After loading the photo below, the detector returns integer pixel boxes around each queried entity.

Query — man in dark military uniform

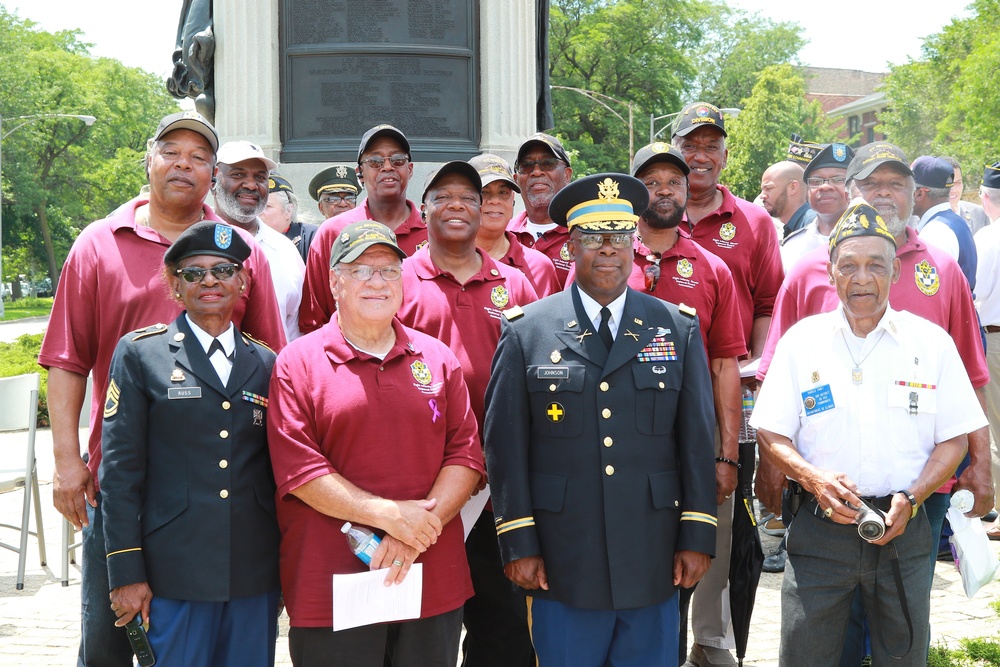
[309,164,362,220]
[100,221,281,666]
[484,173,718,666]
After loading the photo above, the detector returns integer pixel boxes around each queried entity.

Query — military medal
[170,369,185,382]
[550,350,562,363]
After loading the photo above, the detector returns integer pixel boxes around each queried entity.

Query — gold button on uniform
[222,401,231,410]
[605,465,614,476]
[549,384,557,392]
[602,408,611,419]
[220,430,229,439]
[674,500,680,507]
[219,489,229,499]
[219,460,228,469]
[599,382,609,392]
[658,382,665,389]
[603,437,613,447]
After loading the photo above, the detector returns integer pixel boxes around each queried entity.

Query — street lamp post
[551,85,636,163]
[0,113,96,318]
[649,108,741,143]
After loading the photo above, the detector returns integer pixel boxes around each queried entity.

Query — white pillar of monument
[213,0,538,223]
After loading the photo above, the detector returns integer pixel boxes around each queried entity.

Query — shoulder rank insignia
[130,323,167,341]
[242,332,273,353]
[104,378,121,418]
[502,305,525,321]
[678,303,697,318]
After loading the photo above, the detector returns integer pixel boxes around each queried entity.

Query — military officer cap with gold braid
[308,165,363,201]
[548,173,649,233]
[828,198,897,256]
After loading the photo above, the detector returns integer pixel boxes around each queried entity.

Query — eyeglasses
[320,194,357,205]
[644,254,661,292]
[575,233,634,250]
[515,157,565,175]
[336,264,403,282]
[175,263,240,283]
[359,154,409,169]
[805,176,847,187]
[855,179,911,193]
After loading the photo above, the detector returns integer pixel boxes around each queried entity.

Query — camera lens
[858,517,885,541]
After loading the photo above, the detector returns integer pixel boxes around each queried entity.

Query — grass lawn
[1,297,53,321]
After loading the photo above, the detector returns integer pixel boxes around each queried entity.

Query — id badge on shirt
[801,384,834,416]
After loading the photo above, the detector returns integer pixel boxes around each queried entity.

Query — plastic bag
[946,506,1000,598]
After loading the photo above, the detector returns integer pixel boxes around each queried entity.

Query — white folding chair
[0,373,47,589]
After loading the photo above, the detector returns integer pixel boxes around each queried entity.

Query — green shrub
[0,333,48,426]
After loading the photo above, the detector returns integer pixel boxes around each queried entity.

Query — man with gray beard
[213,141,305,341]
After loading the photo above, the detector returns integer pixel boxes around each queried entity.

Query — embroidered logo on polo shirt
[719,222,736,241]
[914,259,940,296]
[676,259,693,278]
[415,240,428,251]
[491,285,510,308]
[560,243,571,261]
[410,360,432,385]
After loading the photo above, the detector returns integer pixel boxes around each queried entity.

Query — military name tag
[801,384,834,416]
[536,366,570,380]
[168,387,202,400]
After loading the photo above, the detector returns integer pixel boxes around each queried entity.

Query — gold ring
[392,560,404,567]
[823,507,833,518]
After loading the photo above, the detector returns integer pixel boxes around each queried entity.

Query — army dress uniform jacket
[99,315,281,602]
[484,285,718,611]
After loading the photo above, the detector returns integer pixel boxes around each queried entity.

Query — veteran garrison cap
[164,221,252,266]
[983,162,1000,189]
[631,142,690,177]
[672,102,728,138]
[309,165,362,201]
[828,199,897,255]
[549,173,648,233]
[268,174,293,194]
[469,153,521,192]
[357,124,411,162]
[515,132,571,168]
[330,220,407,267]
[153,111,219,153]
[421,160,483,202]
[846,142,912,182]
[911,156,955,189]
[803,143,855,180]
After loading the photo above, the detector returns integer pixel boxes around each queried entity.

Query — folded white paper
[461,484,491,540]
[332,563,423,631]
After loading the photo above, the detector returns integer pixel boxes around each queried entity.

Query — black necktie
[598,307,614,350]
[208,338,230,360]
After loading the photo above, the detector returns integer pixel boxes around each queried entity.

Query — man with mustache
[630,143,746,667]
[299,125,428,333]
[213,141,305,341]
[39,111,285,667]
[507,133,575,287]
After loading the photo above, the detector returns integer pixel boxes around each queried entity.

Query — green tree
[689,10,806,110]
[723,64,834,201]
[0,9,178,291]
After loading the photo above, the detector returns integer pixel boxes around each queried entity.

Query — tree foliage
[548,0,806,176]
[878,0,1000,183]
[723,64,835,201]
[0,8,178,292]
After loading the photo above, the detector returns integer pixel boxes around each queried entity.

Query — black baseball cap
[672,102,727,138]
[846,142,912,182]
[911,156,955,189]
[357,124,411,162]
[421,161,483,202]
[515,133,571,168]
[631,142,690,177]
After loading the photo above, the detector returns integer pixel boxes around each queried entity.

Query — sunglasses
[515,157,565,175]
[175,263,240,283]
[576,233,634,250]
[359,154,409,169]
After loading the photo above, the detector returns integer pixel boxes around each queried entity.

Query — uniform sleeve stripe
[495,517,535,535]
[106,547,142,558]
[680,512,718,527]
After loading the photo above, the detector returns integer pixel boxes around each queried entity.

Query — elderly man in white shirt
[752,201,986,667]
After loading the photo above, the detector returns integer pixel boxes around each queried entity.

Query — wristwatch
[899,490,919,519]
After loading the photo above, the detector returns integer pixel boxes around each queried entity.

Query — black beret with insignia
[164,221,252,266]
[804,143,855,180]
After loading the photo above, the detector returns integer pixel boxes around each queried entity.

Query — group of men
[39,101,999,667]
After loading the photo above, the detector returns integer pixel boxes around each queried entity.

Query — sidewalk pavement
[0,426,996,665]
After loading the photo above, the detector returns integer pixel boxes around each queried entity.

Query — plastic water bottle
[739,386,756,443]
[951,489,975,513]
[342,522,381,565]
